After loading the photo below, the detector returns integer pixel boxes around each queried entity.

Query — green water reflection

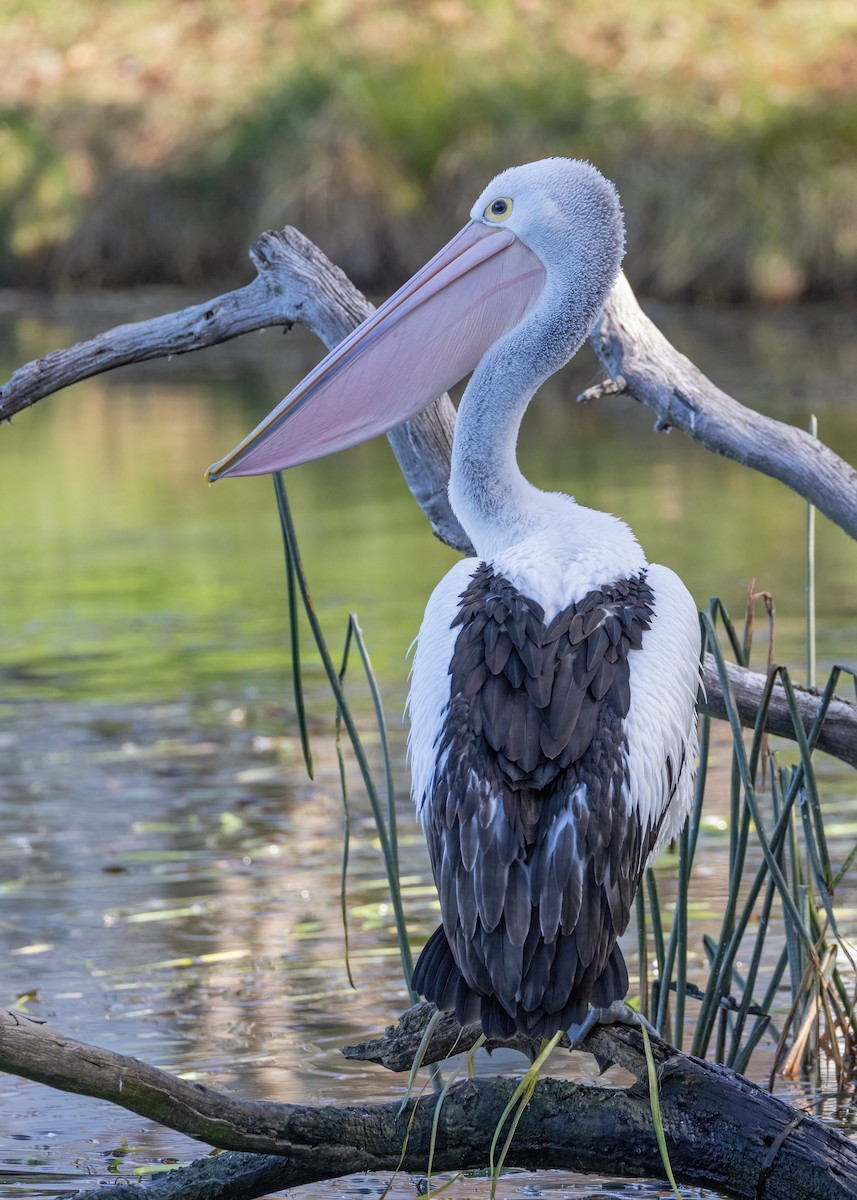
[2,300,855,712]
[1,296,856,1195]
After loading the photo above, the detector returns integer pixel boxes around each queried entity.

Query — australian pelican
[208,159,700,1040]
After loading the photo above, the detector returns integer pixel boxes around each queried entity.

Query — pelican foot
[566,1001,657,1048]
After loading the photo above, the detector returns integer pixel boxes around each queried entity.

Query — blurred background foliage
[0,0,855,300]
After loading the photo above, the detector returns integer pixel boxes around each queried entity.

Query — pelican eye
[484,196,513,223]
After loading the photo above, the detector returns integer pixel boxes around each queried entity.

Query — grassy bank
[1,0,855,300]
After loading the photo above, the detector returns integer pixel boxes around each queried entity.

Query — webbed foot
[566,1000,657,1048]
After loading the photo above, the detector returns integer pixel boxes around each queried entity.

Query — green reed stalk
[806,414,817,690]
[340,613,400,877]
[725,874,780,1069]
[280,486,314,778]
[334,701,356,989]
[272,474,415,990]
[646,869,665,986]
[636,888,649,1021]
[733,944,788,1076]
[702,615,819,942]
[639,1021,681,1199]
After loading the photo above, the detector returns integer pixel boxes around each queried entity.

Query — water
[1,292,856,1196]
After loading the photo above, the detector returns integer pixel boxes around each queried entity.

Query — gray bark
[586,273,857,541]
[2,226,855,764]
[4,227,856,547]
[714,659,857,769]
[1,1007,855,1200]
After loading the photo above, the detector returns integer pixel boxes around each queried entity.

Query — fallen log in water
[1,1005,855,1200]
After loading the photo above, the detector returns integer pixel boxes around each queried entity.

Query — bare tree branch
[2,1007,855,1200]
[2,227,855,764]
[0,228,470,553]
[709,659,857,768]
[6,228,856,549]
[586,273,857,541]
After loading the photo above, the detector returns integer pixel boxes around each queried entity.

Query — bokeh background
[1,0,855,300]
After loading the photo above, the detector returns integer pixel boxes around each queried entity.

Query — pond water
[1,290,856,1198]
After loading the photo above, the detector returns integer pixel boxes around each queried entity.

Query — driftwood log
[2,1004,856,1200]
[1,226,855,766]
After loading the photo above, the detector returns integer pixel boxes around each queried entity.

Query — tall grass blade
[639,1022,682,1199]
[707,598,748,666]
[646,869,665,984]
[645,869,665,1030]
[379,1075,434,1200]
[690,610,844,1062]
[726,873,777,1066]
[774,665,833,892]
[780,766,805,1010]
[694,777,813,1059]
[422,1174,465,1199]
[701,616,819,949]
[807,898,857,1042]
[655,708,709,1045]
[668,825,690,1048]
[345,612,400,876]
[806,414,817,690]
[489,1032,562,1200]
[636,889,649,1022]
[426,1036,485,1192]
[334,703,356,989]
[275,474,314,778]
[733,944,788,1075]
[271,473,415,989]
[398,1008,443,1116]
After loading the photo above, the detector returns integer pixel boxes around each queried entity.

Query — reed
[271,474,414,991]
[654,594,857,1084]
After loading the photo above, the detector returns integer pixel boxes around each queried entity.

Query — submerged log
[1,227,855,764]
[1,1006,855,1200]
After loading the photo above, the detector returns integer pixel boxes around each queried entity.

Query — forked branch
[2,226,855,763]
[3,227,857,544]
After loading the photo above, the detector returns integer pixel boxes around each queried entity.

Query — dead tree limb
[714,659,857,768]
[1,227,855,766]
[3,229,856,548]
[0,228,469,555]
[1,1007,855,1200]
[585,273,857,541]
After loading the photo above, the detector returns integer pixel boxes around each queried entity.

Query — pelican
[208,158,699,1040]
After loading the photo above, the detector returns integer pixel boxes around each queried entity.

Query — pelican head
[207,158,624,482]
[469,158,623,291]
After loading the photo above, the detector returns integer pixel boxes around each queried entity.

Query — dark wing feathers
[504,860,531,947]
[414,564,660,1039]
[560,858,583,934]
[455,859,478,941]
